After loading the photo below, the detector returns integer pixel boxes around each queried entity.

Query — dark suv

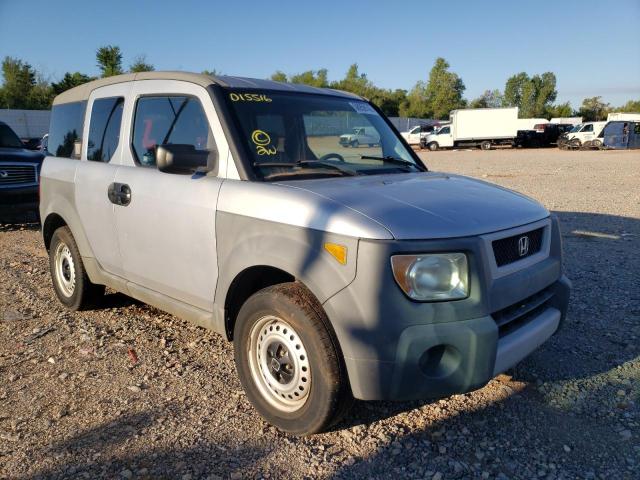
[0,121,45,220]
[516,123,575,148]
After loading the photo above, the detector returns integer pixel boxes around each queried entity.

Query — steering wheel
[318,153,346,163]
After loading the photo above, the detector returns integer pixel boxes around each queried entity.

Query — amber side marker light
[324,243,347,265]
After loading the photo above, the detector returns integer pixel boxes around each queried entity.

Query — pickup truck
[40,72,570,435]
[339,126,380,147]
[400,124,436,146]
[0,121,44,220]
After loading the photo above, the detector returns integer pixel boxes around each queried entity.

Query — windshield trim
[210,86,428,182]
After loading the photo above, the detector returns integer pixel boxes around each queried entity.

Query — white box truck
[551,117,582,125]
[607,112,640,122]
[422,107,518,151]
[516,118,548,131]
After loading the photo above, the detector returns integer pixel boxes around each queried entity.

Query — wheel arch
[224,265,296,340]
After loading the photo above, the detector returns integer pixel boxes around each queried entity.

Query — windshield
[225,90,422,180]
[569,124,583,133]
[0,124,24,148]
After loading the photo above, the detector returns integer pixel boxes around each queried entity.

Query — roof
[53,71,362,105]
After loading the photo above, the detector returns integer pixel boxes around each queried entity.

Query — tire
[350,140,359,148]
[570,138,581,149]
[234,282,352,435]
[49,226,104,310]
[428,142,439,151]
[592,139,602,148]
[480,140,492,150]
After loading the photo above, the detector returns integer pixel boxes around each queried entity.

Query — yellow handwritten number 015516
[251,130,277,155]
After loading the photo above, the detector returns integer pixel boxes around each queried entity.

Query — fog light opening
[418,344,462,379]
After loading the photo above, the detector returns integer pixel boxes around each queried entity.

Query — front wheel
[480,140,492,150]
[428,142,439,151]
[234,283,352,435]
[350,140,359,148]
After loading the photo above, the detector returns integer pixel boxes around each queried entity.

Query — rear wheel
[592,139,603,148]
[350,140,359,148]
[480,140,492,150]
[234,283,352,435]
[49,226,104,310]
[428,142,439,151]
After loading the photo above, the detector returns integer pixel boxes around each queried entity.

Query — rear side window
[131,96,213,167]
[87,97,124,162]
[47,101,86,158]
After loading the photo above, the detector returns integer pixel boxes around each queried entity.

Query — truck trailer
[422,107,518,151]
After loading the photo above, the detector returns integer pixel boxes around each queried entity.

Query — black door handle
[108,183,132,206]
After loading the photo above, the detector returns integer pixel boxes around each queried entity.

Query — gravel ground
[1,148,639,480]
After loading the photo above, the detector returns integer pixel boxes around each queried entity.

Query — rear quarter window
[47,101,86,158]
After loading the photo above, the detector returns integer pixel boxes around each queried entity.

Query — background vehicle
[422,107,518,150]
[401,124,436,146]
[551,117,583,125]
[516,118,548,131]
[603,121,640,149]
[561,121,607,148]
[607,112,640,122]
[339,126,380,147]
[517,123,575,148]
[0,121,44,220]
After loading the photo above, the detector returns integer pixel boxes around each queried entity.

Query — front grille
[492,227,544,267]
[0,164,37,187]
[492,287,554,338]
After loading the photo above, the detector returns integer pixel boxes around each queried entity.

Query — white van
[564,122,607,147]
[339,126,380,147]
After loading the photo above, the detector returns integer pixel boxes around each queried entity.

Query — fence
[0,109,51,138]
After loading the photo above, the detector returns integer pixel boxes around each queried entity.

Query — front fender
[214,211,358,308]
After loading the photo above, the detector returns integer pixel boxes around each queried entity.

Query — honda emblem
[518,236,530,257]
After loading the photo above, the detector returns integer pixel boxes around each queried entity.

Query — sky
[1,0,639,108]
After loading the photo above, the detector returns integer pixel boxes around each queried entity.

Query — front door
[75,83,130,275]
[113,80,224,311]
[438,126,454,147]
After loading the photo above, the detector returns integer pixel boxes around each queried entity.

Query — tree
[503,71,557,117]
[617,99,640,113]
[270,71,287,82]
[331,63,372,98]
[417,57,466,119]
[545,101,573,118]
[27,74,54,109]
[469,89,503,109]
[96,45,123,77]
[51,72,94,95]
[290,69,328,88]
[578,96,610,121]
[202,69,222,76]
[0,56,36,109]
[129,55,154,73]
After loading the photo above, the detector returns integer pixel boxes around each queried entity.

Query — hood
[0,147,45,164]
[279,172,549,240]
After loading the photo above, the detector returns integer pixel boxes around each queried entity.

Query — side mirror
[156,144,217,174]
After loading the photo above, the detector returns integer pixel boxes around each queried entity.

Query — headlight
[391,253,468,301]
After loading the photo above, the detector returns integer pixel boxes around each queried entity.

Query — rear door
[113,80,226,311]
[75,83,130,275]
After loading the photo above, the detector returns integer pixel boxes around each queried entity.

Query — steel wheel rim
[248,315,311,412]
[54,242,76,297]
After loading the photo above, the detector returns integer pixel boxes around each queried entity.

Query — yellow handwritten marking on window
[251,129,277,155]
[324,243,347,265]
[229,93,272,102]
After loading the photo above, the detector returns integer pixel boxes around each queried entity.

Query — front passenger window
[131,96,214,167]
[87,97,124,162]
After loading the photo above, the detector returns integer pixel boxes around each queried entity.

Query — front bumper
[323,216,571,400]
[0,185,39,214]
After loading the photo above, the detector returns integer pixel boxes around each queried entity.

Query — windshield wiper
[360,155,422,170]
[254,160,356,176]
